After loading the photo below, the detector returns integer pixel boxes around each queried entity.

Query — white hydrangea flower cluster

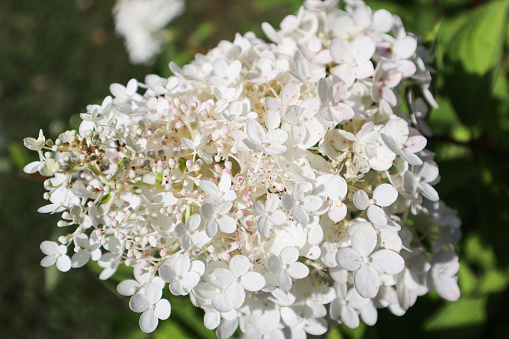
[25,0,462,337]
[113,0,185,64]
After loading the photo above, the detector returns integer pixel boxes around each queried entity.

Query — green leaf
[44,264,60,292]
[178,157,187,173]
[8,142,29,171]
[156,172,164,185]
[423,297,487,331]
[478,270,509,294]
[99,193,111,205]
[441,0,509,126]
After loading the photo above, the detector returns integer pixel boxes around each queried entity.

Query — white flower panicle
[25,1,461,337]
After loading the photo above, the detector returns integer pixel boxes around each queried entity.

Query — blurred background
[1,0,509,338]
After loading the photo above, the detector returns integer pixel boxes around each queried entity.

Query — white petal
[217,215,237,234]
[225,282,246,309]
[405,135,427,153]
[240,272,266,291]
[370,250,405,275]
[117,280,139,296]
[353,190,369,210]
[292,206,309,225]
[200,203,214,220]
[281,307,300,328]
[373,184,398,207]
[216,319,239,339]
[281,193,295,211]
[229,255,250,278]
[215,201,233,215]
[200,180,220,196]
[373,9,393,33]
[187,214,201,231]
[351,36,375,61]
[394,36,417,59]
[205,219,218,238]
[246,120,265,144]
[330,37,353,64]
[174,254,191,276]
[56,255,71,272]
[325,175,347,200]
[71,251,89,268]
[180,272,200,290]
[40,241,58,255]
[287,262,309,279]
[400,150,423,165]
[145,283,162,304]
[336,248,361,271]
[204,312,221,330]
[301,195,323,212]
[341,305,360,329]
[328,201,347,223]
[257,216,270,237]
[277,269,292,292]
[351,223,377,258]
[23,161,41,174]
[367,205,388,227]
[435,276,461,301]
[280,246,299,265]
[41,255,57,268]
[307,224,324,245]
[267,255,282,273]
[252,201,265,216]
[269,210,286,225]
[265,96,283,112]
[212,293,232,313]
[159,264,176,283]
[209,268,235,288]
[281,82,301,106]
[169,281,185,296]
[355,264,381,298]
[139,309,158,333]
[181,137,195,149]
[418,182,439,201]
[130,293,149,313]
[218,173,232,192]
[154,299,171,320]
[243,138,264,152]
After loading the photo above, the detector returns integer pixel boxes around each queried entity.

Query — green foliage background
[1,0,509,338]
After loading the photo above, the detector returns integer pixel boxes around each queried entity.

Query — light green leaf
[423,297,487,331]
[441,0,509,125]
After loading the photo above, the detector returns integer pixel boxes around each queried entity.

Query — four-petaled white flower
[159,254,205,296]
[267,247,310,292]
[329,283,370,329]
[200,172,237,204]
[353,184,398,227]
[40,241,71,272]
[282,183,323,225]
[336,223,404,298]
[129,283,171,333]
[71,233,102,268]
[317,78,355,123]
[253,194,287,237]
[381,118,427,166]
[243,120,288,155]
[200,202,237,237]
[209,255,266,310]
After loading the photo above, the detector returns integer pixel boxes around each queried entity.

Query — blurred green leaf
[441,0,509,126]
[44,263,60,292]
[8,142,29,171]
[423,297,487,331]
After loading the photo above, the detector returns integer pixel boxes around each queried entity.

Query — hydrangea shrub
[25,0,461,337]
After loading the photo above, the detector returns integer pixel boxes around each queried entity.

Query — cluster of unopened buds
[25,0,461,337]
